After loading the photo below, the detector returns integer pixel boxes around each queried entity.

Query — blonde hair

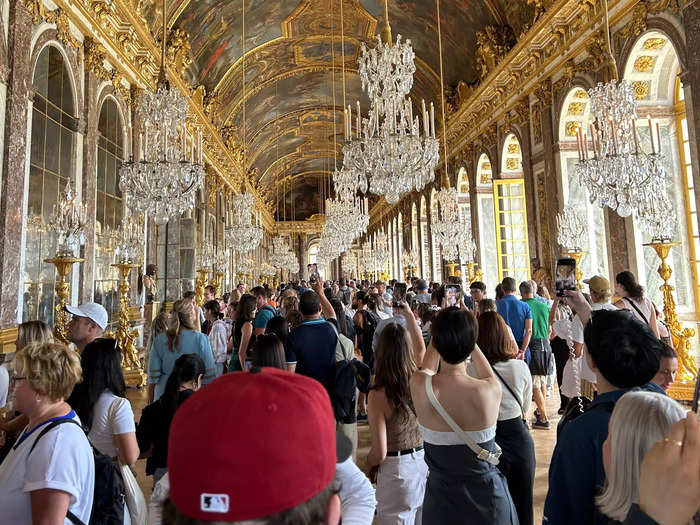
[281,295,299,316]
[597,391,686,522]
[13,342,82,401]
[167,299,196,351]
[17,320,54,350]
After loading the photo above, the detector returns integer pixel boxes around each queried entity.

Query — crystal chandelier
[236,254,254,276]
[341,0,440,205]
[372,232,391,271]
[574,0,668,221]
[47,181,88,257]
[401,248,419,270]
[269,235,298,275]
[324,195,369,252]
[119,0,204,226]
[431,188,474,262]
[114,215,143,264]
[224,193,262,253]
[213,248,228,273]
[556,206,587,253]
[359,241,375,275]
[196,241,214,270]
[638,197,676,243]
[342,251,357,276]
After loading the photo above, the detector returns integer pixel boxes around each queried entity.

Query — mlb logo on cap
[200,494,229,514]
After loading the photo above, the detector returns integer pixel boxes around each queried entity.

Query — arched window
[411,202,419,259]
[420,196,429,279]
[557,87,609,281]
[308,240,320,266]
[24,45,77,323]
[495,134,530,284]
[94,97,124,325]
[623,31,695,314]
[430,189,442,282]
[397,212,403,279]
[476,154,498,290]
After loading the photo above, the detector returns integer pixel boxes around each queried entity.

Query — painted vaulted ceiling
[138,0,535,220]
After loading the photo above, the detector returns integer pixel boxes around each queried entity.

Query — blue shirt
[253,305,276,330]
[497,295,532,343]
[285,318,339,393]
[147,330,216,401]
[544,389,629,525]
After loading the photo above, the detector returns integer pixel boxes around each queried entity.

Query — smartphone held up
[555,257,577,297]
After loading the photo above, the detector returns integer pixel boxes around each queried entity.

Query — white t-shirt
[467,359,532,420]
[335,458,377,525]
[208,319,228,364]
[88,391,136,458]
[571,302,618,383]
[0,411,94,524]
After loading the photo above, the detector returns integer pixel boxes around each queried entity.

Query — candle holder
[44,254,84,344]
[463,262,483,284]
[195,268,209,306]
[445,262,459,277]
[111,262,146,387]
[644,240,697,400]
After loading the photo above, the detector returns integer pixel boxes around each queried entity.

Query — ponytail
[160,353,205,416]
[166,299,196,351]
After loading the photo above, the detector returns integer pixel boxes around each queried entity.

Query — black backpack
[332,357,371,424]
[28,418,125,525]
[357,310,380,368]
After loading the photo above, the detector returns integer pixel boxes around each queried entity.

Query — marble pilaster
[0,2,33,327]
[79,71,100,305]
[165,219,181,301]
[179,216,195,295]
[517,123,540,270]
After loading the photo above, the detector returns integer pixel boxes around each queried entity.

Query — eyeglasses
[10,375,26,384]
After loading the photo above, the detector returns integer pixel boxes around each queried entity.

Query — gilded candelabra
[644,241,697,400]
[445,262,459,277]
[111,262,146,387]
[195,268,209,305]
[209,271,224,297]
[464,262,483,284]
[44,254,84,344]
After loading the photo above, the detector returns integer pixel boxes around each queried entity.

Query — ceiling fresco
[138,0,533,209]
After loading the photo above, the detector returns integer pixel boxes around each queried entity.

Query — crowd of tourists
[0,269,698,525]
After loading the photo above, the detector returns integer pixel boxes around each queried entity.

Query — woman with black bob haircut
[69,338,140,466]
[265,316,289,346]
[137,353,205,484]
[410,307,517,523]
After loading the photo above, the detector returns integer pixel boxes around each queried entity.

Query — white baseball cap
[65,302,108,331]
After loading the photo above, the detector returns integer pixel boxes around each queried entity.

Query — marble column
[518,122,540,269]
[165,220,181,301]
[79,71,99,304]
[0,2,33,327]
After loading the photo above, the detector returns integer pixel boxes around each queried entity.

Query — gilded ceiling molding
[616,0,682,43]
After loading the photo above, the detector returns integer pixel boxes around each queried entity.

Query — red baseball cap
[168,368,336,521]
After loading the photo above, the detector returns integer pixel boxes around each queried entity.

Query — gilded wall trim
[0,327,17,354]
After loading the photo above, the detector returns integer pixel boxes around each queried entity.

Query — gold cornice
[275,216,326,235]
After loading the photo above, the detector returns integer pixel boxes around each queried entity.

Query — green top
[523,298,550,340]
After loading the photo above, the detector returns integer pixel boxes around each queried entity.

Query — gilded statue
[138,263,158,303]
[475,25,516,81]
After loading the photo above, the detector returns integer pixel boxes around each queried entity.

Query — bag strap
[28,418,82,456]
[66,510,85,525]
[490,365,525,420]
[423,374,500,465]
[622,297,649,325]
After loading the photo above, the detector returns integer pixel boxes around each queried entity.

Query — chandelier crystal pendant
[224,193,263,253]
[637,197,676,243]
[119,0,204,226]
[432,188,474,263]
[556,206,588,253]
[47,181,88,257]
[401,248,419,270]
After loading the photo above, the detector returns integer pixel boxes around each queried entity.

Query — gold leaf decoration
[575,90,589,99]
[565,121,580,136]
[568,102,585,115]
[507,143,520,154]
[634,55,655,73]
[633,81,650,99]
[505,158,519,170]
[643,37,666,50]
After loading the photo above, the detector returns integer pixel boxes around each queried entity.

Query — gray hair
[596,391,686,522]
[528,280,539,295]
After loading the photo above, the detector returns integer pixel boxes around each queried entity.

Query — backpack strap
[424,374,501,465]
[28,418,82,456]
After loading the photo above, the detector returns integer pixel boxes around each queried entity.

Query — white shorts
[377,450,428,525]
[532,375,547,389]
